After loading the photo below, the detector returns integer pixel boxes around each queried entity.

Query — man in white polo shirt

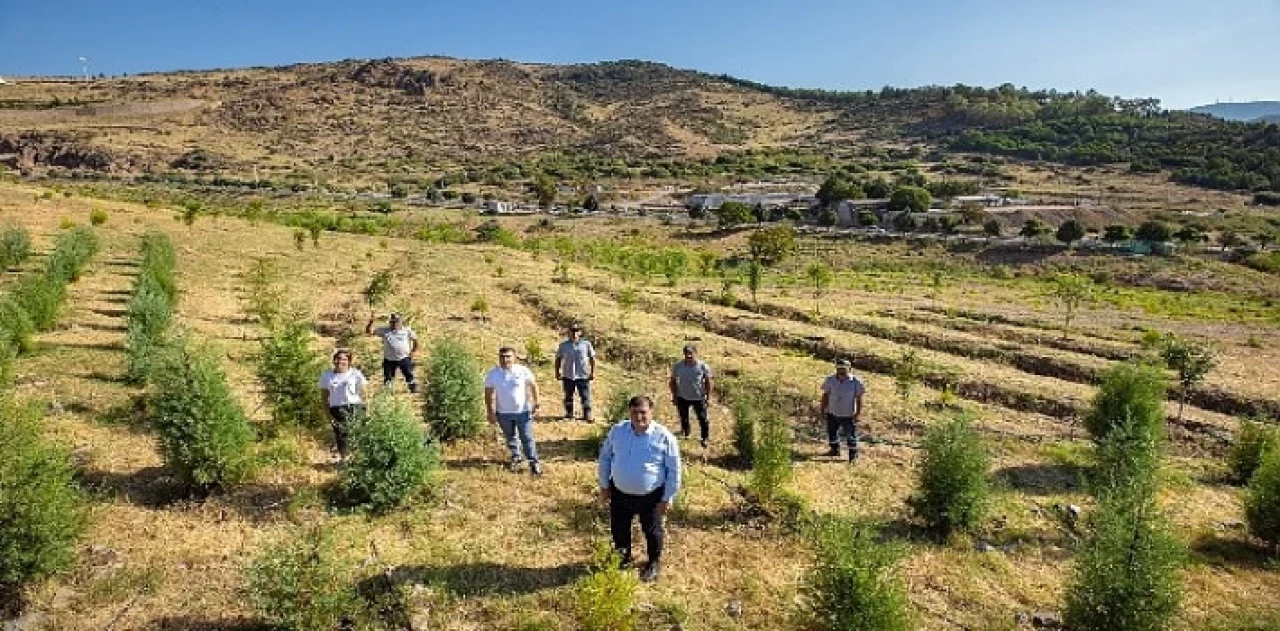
[484,346,543,476]
[820,358,866,463]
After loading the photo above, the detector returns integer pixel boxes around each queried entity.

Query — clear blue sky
[2,0,1277,109]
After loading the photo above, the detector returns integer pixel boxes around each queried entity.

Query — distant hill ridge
[1188,101,1280,122]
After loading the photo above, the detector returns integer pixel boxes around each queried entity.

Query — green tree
[1173,224,1207,246]
[805,262,834,316]
[341,393,439,513]
[1104,224,1135,243]
[864,176,893,199]
[423,337,485,441]
[1084,361,1168,445]
[1159,335,1215,424]
[1057,219,1087,247]
[893,349,924,403]
[1245,446,1280,552]
[0,399,87,609]
[983,218,1002,238]
[887,186,931,213]
[245,527,359,631]
[1020,218,1052,241]
[909,416,989,537]
[532,174,557,209]
[816,175,865,207]
[1135,220,1174,243]
[1048,273,1092,336]
[715,201,755,229]
[256,315,327,434]
[745,260,764,307]
[892,212,918,233]
[747,225,798,266]
[796,519,911,631]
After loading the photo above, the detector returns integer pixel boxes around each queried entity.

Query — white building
[483,200,515,214]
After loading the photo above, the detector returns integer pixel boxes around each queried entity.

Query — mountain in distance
[1188,101,1280,122]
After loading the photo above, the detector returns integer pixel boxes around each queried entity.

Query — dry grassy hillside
[2,179,1279,630]
[0,59,833,180]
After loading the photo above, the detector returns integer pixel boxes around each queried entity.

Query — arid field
[1,179,1278,631]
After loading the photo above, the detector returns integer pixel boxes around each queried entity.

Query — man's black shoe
[640,560,661,583]
[848,451,859,463]
[530,461,544,477]
[508,456,524,471]
[618,554,633,570]
[826,446,840,457]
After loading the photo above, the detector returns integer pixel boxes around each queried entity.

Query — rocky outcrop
[0,132,137,173]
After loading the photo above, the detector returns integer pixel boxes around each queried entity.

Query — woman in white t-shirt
[318,348,368,459]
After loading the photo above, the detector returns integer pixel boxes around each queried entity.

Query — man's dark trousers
[676,397,709,441]
[382,357,417,392]
[609,483,665,564]
[825,413,859,454]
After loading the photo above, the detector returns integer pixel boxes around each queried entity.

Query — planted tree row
[690,291,1278,420]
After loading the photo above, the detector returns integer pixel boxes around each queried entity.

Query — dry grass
[2,181,1279,629]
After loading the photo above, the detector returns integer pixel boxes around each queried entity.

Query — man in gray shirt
[820,358,865,462]
[365,312,419,393]
[555,323,596,421]
[668,344,714,448]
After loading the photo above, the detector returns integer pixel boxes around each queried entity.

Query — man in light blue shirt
[597,395,682,583]
[555,323,597,421]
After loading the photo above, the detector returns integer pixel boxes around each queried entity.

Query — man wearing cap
[598,395,682,583]
[484,346,543,476]
[669,344,714,449]
[365,313,419,393]
[820,359,866,462]
[555,323,596,421]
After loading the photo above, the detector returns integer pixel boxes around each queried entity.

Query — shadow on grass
[77,466,189,508]
[367,562,587,598]
[535,435,604,462]
[45,340,124,353]
[993,463,1084,496]
[1191,532,1278,570]
[147,616,269,630]
[89,307,128,318]
[100,288,133,297]
[76,320,127,332]
[85,369,130,384]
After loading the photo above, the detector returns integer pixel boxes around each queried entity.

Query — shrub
[363,269,395,309]
[256,315,327,433]
[147,339,257,492]
[1064,444,1183,631]
[573,540,639,631]
[44,226,98,284]
[0,339,14,387]
[125,274,174,384]
[245,526,359,631]
[524,337,546,365]
[1229,418,1279,485]
[749,408,792,503]
[796,519,911,631]
[340,393,439,513]
[1084,361,1167,445]
[243,258,286,328]
[13,275,67,332]
[909,416,989,537]
[137,232,177,307]
[0,295,36,355]
[89,208,108,226]
[0,224,32,270]
[423,337,484,442]
[1245,445,1280,551]
[0,398,87,610]
[1159,334,1215,423]
[892,349,924,402]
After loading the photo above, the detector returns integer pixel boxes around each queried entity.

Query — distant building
[953,195,1004,207]
[686,193,815,212]
[483,200,515,214]
[834,199,890,226]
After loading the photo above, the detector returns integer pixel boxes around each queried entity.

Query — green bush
[243,258,286,328]
[0,339,15,387]
[423,337,484,442]
[245,526,359,631]
[909,416,989,537]
[147,339,257,492]
[43,226,98,284]
[0,398,87,610]
[749,408,792,503]
[89,208,108,226]
[573,540,639,631]
[341,393,439,513]
[795,518,911,631]
[125,274,174,384]
[137,232,177,307]
[1065,416,1183,631]
[0,224,32,270]
[13,275,67,332]
[1245,445,1280,551]
[1084,361,1168,445]
[0,294,36,355]
[729,391,757,466]
[1229,418,1279,485]
[256,316,326,433]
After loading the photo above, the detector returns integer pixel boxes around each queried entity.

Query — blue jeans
[826,413,859,453]
[562,378,592,419]
[496,411,539,462]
